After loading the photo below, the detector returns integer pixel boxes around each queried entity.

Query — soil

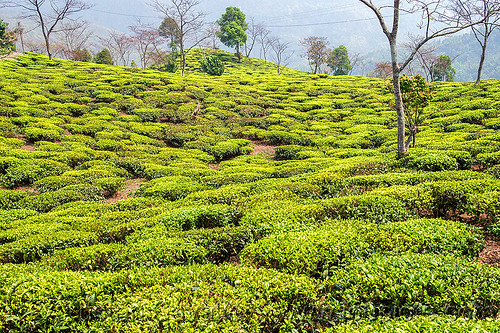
[209,164,219,170]
[0,52,22,61]
[105,179,144,204]
[20,145,34,151]
[251,141,276,159]
[14,186,38,195]
[479,234,500,267]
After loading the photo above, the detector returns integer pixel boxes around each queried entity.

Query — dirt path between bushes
[479,234,500,267]
[250,141,276,158]
[106,179,144,204]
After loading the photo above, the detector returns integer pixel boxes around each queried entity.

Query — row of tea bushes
[2,254,500,331]
[333,316,500,332]
[241,219,482,277]
[44,225,255,271]
[0,263,322,332]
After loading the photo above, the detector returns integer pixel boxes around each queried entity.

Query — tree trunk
[44,35,52,60]
[181,51,186,77]
[389,39,407,157]
[236,44,241,62]
[476,39,487,85]
[180,40,185,76]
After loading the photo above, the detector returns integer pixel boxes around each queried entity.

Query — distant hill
[2,1,500,80]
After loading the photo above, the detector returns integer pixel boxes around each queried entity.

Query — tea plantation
[1,50,500,331]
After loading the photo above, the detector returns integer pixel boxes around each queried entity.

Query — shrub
[2,159,70,188]
[24,127,63,142]
[334,316,500,332]
[21,184,105,212]
[153,204,241,231]
[320,195,411,224]
[399,150,458,171]
[0,230,98,263]
[200,55,225,76]
[93,49,114,65]
[0,264,321,332]
[241,218,481,277]
[325,253,500,319]
[477,151,500,167]
[137,177,207,201]
[0,190,27,210]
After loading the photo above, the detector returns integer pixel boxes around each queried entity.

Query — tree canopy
[432,55,456,82]
[217,7,248,62]
[94,49,114,65]
[327,45,351,76]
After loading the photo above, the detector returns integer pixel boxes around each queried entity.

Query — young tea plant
[389,74,434,150]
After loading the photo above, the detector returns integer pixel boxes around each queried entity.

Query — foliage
[149,50,179,73]
[94,48,114,65]
[432,55,456,82]
[300,36,329,74]
[0,51,498,330]
[217,7,248,61]
[0,19,15,55]
[327,45,351,75]
[200,55,225,76]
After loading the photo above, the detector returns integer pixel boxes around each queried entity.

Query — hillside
[0,52,500,331]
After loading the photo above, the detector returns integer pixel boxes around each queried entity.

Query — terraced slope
[0,51,500,331]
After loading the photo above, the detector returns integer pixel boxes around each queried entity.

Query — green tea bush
[200,55,225,76]
[0,230,98,263]
[275,145,304,160]
[0,190,27,210]
[21,184,105,212]
[324,253,500,319]
[320,194,411,224]
[241,219,481,277]
[2,159,71,188]
[153,204,241,231]
[399,150,459,171]
[423,179,500,217]
[47,225,256,271]
[333,316,500,332]
[137,177,207,201]
[477,151,500,167]
[23,127,63,142]
[0,263,321,332]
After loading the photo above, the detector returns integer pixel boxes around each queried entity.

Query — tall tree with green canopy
[327,45,352,76]
[432,55,455,82]
[217,7,248,62]
[159,17,181,52]
[94,48,114,65]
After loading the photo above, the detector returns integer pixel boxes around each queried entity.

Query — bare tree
[244,17,265,57]
[348,52,363,75]
[129,23,165,69]
[204,22,220,49]
[371,62,393,78]
[54,20,92,59]
[300,36,329,74]
[149,0,207,76]
[452,0,500,84]
[257,26,271,62]
[100,31,134,66]
[5,0,93,60]
[405,37,439,80]
[13,22,26,53]
[270,36,292,75]
[358,0,490,156]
